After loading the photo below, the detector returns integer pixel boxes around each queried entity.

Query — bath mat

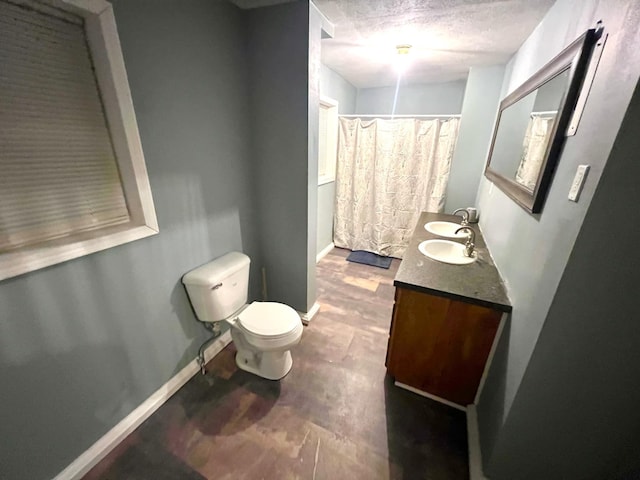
[346,250,392,269]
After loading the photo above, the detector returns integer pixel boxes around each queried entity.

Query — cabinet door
[387,287,501,406]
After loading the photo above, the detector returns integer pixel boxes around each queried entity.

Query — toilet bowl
[229,301,303,379]
[182,252,303,380]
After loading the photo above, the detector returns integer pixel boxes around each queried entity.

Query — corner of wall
[445,64,505,213]
[476,1,640,477]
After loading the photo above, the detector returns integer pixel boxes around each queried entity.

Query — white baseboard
[298,301,320,325]
[316,242,334,263]
[54,330,233,480]
[467,404,489,480]
[394,381,466,412]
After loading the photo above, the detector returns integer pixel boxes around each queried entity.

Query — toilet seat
[238,302,301,338]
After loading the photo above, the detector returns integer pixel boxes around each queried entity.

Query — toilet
[182,252,303,380]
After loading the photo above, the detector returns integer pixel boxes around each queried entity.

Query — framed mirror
[484,28,599,213]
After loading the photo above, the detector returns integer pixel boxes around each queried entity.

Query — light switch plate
[568,165,590,202]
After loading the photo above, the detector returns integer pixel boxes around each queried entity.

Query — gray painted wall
[355,79,466,115]
[247,2,313,312]
[486,91,536,178]
[487,81,640,478]
[320,64,357,114]
[475,1,640,477]
[532,72,569,111]
[317,64,357,256]
[444,65,505,213]
[0,2,260,478]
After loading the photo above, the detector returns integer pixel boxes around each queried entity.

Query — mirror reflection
[484,28,598,213]
[488,69,569,192]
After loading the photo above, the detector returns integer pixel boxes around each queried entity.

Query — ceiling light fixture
[394,44,412,74]
[396,44,412,55]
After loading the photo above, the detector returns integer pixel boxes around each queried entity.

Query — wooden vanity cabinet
[386,287,502,406]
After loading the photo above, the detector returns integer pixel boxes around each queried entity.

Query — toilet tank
[182,252,250,322]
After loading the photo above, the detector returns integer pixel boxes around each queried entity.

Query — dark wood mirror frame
[484,28,599,214]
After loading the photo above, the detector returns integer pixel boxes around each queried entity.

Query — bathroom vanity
[386,212,511,407]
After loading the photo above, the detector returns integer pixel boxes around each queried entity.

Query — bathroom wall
[532,74,568,111]
[483,92,535,176]
[475,0,640,477]
[444,65,505,213]
[488,80,640,478]
[355,79,466,115]
[320,63,357,113]
[246,2,314,311]
[0,2,259,478]
[317,64,357,256]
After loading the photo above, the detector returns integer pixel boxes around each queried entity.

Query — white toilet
[182,252,303,380]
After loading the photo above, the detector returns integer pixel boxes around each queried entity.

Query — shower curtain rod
[339,114,462,118]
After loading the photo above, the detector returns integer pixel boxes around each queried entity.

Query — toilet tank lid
[182,252,250,287]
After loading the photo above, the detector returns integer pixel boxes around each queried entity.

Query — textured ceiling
[229,0,555,88]
[315,0,555,88]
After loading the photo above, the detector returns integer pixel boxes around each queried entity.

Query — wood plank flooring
[84,248,468,479]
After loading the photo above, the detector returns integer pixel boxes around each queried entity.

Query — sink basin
[418,239,477,265]
[424,221,467,239]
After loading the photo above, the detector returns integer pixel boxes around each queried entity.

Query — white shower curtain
[333,117,460,258]
[515,114,556,191]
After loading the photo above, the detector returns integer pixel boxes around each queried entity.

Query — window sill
[0,221,158,281]
[318,176,335,186]
[0,0,159,282]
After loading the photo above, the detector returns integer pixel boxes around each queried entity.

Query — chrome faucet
[455,226,476,257]
[452,208,470,226]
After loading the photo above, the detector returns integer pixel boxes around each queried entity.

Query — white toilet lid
[238,302,300,337]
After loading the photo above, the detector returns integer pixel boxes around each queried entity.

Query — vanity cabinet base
[386,287,501,406]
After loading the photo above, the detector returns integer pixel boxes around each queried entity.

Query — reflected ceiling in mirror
[484,28,599,213]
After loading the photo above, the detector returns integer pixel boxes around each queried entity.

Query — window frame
[0,0,158,281]
[318,95,339,186]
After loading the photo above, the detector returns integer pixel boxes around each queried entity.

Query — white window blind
[0,0,130,253]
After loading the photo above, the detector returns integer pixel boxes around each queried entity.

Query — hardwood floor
[84,248,468,479]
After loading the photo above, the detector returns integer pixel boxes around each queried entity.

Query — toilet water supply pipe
[195,303,251,375]
[196,322,222,375]
[196,266,269,375]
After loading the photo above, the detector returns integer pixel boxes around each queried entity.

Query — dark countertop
[394,212,512,312]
